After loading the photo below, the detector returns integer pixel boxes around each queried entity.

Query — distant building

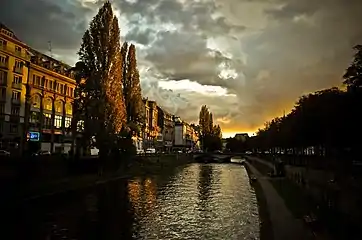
[173,117,198,151]
[157,106,174,152]
[142,99,161,149]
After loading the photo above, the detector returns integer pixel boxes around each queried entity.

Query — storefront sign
[27,131,40,141]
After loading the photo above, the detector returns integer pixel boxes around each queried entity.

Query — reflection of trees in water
[128,178,157,217]
[198,164,213,208]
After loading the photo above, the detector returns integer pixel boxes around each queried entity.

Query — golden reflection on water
[128,178,157,216]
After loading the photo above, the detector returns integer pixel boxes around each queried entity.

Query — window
[32,75,41,86]
[55,101,63,113]
[41,77,45,87]
[14,60,22,68]
[65,117,71,128]
[54,115,62,129]
[15,46,21,55]
[10,124,18,133]
[0,55,7,67]
[13,75,22,84]
[31,94,41,108]
[43,113,52,129]
[44,98,52,110]
[0,39,6,49]
[0,70,7,84]
[30,111,40,124]
[77,120,84,132]
[11,106,20,116]
[0,103,4,114]
[12,91,20,100]
[65,103,72,115]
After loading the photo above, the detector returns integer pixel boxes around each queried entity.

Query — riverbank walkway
[246,161,315,240]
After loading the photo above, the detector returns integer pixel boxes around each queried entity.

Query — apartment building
[28,49,76,153]
[0,23,76,153]
[0,23,31,150]
[157,107,174,152]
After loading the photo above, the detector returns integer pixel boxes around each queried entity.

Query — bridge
[193,153,245,163]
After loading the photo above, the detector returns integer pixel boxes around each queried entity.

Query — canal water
[11,163,259,239]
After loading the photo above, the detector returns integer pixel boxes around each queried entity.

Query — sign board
[27,131,40,141]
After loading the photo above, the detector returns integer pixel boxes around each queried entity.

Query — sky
[1,0,361,138]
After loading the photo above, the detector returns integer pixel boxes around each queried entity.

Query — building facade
[28,50,76,153]
[0,23,76,154]
[0,23,31,151]
[157,107,174,152]
[142,99,161,150]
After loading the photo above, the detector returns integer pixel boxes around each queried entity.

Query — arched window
[31,94,41,108]
[65,102,72,115]
[44,98,52,111]
[55,101,63,113]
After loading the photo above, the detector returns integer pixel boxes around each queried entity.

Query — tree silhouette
[123,44,145,135]
[343,45,362,92]
[78,2,127,162]
[198,106,222,151]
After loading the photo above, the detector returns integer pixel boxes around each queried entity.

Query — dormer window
[15,46,21,56]
[1,29,13,37]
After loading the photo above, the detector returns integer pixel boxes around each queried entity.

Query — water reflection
[10,163,259,239]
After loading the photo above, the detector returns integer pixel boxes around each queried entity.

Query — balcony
[0,61,8,69]
[12,82,22,90]
[0,80,7,87]
[13,66,23,74]
[11,98,20,104]
[0,45,31,60]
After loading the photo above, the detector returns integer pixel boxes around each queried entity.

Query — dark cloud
[1,0,361,134]
[0,0,95,57]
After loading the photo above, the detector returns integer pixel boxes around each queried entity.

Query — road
[5,163,260,239]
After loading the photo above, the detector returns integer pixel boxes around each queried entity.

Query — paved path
[247,156,274,169]
[246,161,315,240]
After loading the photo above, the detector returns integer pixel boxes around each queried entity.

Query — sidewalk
[246,162,315,240]
[247,156,274,169]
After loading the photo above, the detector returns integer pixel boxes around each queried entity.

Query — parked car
[0,150,10,157]
[32,150,51,157]
[145,148,156,154]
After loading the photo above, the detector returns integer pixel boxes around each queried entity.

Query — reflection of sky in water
[128,164,259,239]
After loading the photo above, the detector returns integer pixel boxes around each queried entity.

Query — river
[10,163,260,239]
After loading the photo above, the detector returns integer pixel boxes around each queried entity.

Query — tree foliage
[77,2,127,157]
[123,44,145,130]
[198,105,222,151]
[248,45,362,160]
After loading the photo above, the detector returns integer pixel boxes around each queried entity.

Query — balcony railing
[0,61,8,69]
[0,80,7,87]
[13,66,23,74]
[12,82,22,90]
[11,98,20,104]
[0,45,31,60]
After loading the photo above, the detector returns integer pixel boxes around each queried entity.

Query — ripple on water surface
[129,163,260,240]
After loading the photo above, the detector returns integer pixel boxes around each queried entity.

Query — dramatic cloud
[1,0,361,136]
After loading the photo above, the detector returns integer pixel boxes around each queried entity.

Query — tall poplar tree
[209,113,214,135]
[78,1,126,158]
[123,44,145,131]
